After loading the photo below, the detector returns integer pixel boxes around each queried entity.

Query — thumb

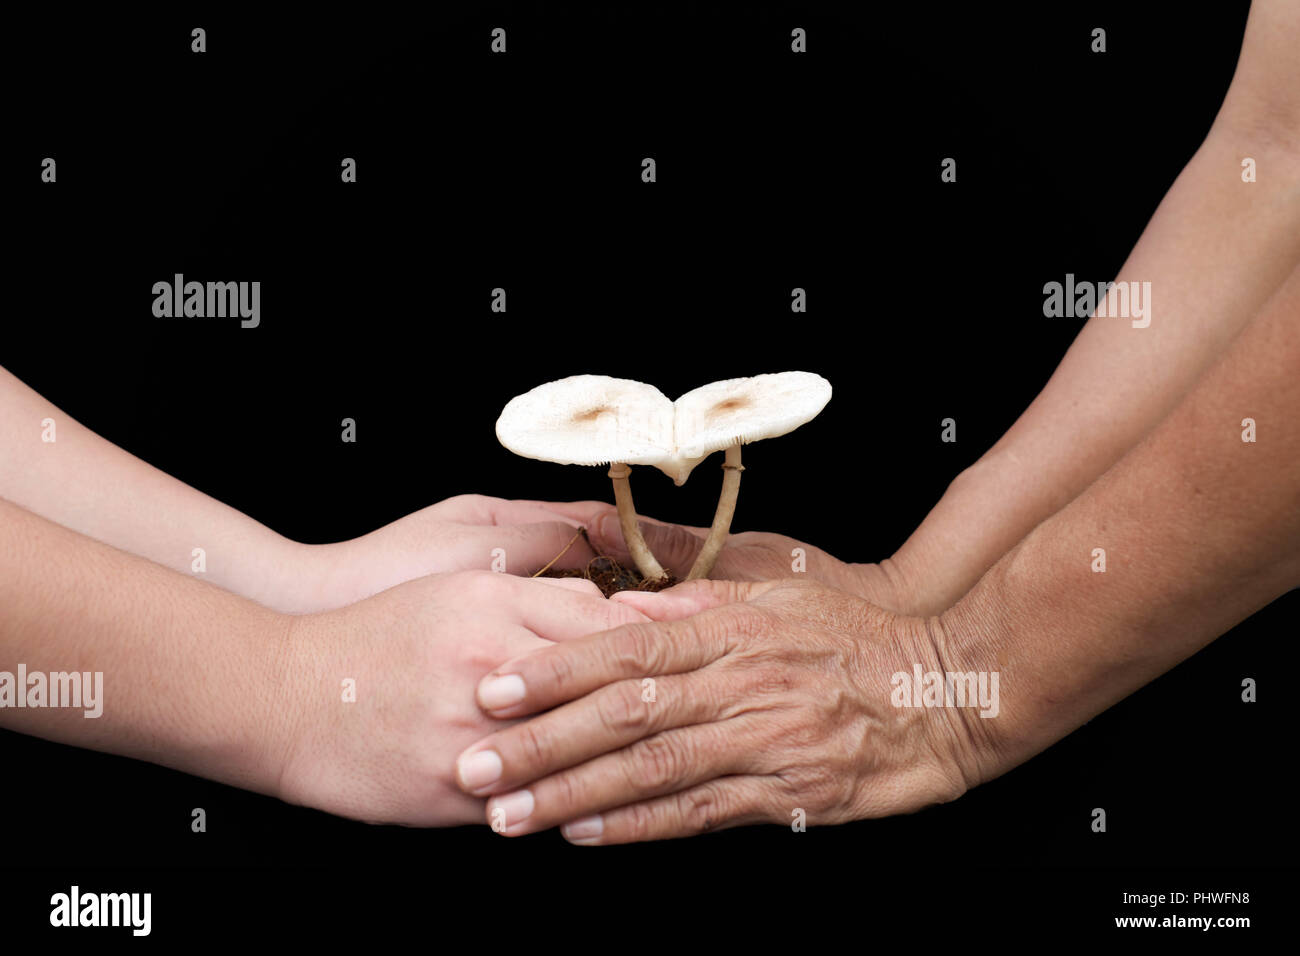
[592,511,707,578]
[610,578,774,621]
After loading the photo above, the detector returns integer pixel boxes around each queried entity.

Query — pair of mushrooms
[496,371,832,583]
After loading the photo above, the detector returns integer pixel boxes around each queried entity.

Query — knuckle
[549,769,584,812]
[595,681,650,735]
[623,799,659,842]
[609,624,660,673]
[721,603,770,641]
[765,578,816,606]
[779,750,829,789]
[539,646,578,691]
[596,600,637,632]
[460,569,500,601]
[805,765,841,806]
[455,643,502,686]
[778,765,835,814]
[629,734,686,791]
[713,607,775,663]
[751,664,797,698]
[444,493,494,520]
[514,719,556,769]
[679,784,724,833]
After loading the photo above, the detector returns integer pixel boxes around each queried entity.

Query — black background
[4,1,1293,942]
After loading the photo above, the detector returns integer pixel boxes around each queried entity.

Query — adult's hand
[452,577,977,843]
[459,252,1300,843]
[275,570,648,827]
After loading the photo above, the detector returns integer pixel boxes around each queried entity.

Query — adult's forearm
[888,115,1300,616]
[938,266,1300,785]
[0,496,290,794]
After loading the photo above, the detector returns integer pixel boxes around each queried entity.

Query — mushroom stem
[687,444,743,580]
[608,463,669,583]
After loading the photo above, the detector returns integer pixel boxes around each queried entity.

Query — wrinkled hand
[537,500,918,614]
[274,570,648,827]
[453,577,978,843]
[306,494,601,610]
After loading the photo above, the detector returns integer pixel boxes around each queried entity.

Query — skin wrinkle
[908,613,983,797]
[630,733,690,793]
[267,608,307,804]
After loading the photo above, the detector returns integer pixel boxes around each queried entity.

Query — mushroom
[495,372,831,584]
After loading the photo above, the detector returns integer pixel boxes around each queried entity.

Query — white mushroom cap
[496,375,675,468]
[674,372,832,465]
[496,372,832,485]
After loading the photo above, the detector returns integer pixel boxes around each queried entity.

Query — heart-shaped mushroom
[495,372,832,582]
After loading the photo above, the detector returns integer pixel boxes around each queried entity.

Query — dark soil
[538,556,677,598]
[533,526,676,597]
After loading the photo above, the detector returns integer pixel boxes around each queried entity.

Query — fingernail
[479,674,526,710]
[457,750,502,791]
[562,814,604,844]
[490,790,534,828]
